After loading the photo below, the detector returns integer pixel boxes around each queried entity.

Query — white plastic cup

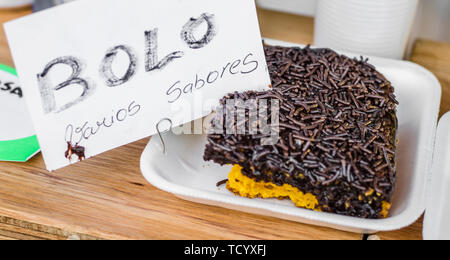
[314,0,419,59]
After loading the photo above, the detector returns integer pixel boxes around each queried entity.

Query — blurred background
[258,0,450,58]
[258,0,450,44]
[0,0,449,59]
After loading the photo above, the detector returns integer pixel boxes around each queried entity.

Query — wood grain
[0,216,99,240]
[410,39,450,117]
[258,8,315,45]
[0,7,31,67]
[377,216,424,240]
[0,7,446,240]
[0,138,362,240]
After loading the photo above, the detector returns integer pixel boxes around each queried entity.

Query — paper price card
[5,0,270,170]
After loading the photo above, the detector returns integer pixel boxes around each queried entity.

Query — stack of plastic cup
[314,0,419,60]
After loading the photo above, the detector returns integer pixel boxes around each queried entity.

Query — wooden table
[0,7,447,240]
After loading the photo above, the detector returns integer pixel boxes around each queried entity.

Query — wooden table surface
[0,7,448,240]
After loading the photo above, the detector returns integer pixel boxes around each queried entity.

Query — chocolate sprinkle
[216,179,228,187]
[203,44,398,219]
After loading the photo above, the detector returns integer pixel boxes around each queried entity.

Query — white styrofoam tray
[423,112,450,240]
[140,40,441,234]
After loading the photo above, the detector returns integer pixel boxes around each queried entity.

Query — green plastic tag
[0,136,40,162]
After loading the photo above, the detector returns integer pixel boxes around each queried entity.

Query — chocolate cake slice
[204,44,398,219]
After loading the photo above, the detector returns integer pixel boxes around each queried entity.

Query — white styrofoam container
[140,40,441,234]
[423,112,450,240]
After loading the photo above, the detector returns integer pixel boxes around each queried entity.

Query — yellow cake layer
[226,164,391,218]
[226,165,319,210]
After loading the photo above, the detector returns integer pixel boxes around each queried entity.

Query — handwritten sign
[4,0,270,171]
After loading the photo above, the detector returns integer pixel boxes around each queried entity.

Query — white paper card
[5,0,270,171]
